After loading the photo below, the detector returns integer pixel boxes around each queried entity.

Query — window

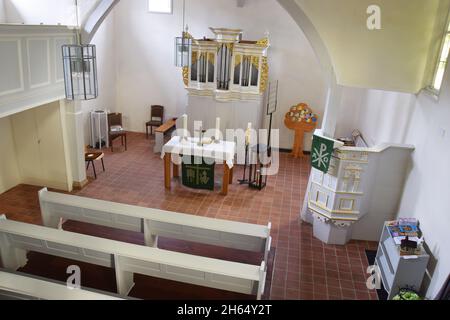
[431,21,450,92]
[148,0,172,14]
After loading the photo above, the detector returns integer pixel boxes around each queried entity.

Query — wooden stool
[85,152,105,179]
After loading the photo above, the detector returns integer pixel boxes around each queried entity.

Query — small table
[85,152,105,179]
[161,137,236,195]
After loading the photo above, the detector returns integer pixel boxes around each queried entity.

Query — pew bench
[39,188,272,268]
[0,270,124,300]
[0,217,267,299]
[153,119,177,153]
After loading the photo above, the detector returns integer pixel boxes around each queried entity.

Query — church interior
[0,0,449,302]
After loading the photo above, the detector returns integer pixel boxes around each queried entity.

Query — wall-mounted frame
[148,0,173,14]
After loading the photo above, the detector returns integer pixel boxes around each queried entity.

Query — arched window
[430,18,450,94]
[148,0,172,14]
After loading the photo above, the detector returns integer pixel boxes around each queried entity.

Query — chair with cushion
[146,105,164,138]
[108,113,127,152]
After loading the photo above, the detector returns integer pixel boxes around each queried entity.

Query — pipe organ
[183,28,270,133]
[183,28,269,100]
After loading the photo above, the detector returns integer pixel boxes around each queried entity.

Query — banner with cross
[311,134,335,173]
[182,156,215,191]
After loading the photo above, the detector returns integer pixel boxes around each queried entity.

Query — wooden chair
[85,145,105,179]
[146,105,164,138]
[108,113,127,152]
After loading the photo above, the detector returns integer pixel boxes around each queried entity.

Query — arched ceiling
[290,0,450,93]
[40,0,449,94]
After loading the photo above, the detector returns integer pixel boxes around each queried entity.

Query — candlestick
[246,122,252,145]
[215,117,221,141]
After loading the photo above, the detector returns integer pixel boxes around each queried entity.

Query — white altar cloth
[161,137,236,169]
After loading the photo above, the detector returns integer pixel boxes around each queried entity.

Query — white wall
[80,11,117,144]
[344,88,416,146]
[294,0,448,93]
[396,79,450,299]
[3,0,99,25]
[0,116,20,194]
[0,0,6,23]
[114,0,327,150]
[345,71,450,300]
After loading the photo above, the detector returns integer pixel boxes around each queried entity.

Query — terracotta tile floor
[0,132,379,300]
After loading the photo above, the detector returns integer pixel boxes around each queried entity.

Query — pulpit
[302,130,415,244]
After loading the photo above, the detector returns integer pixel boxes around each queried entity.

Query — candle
[183,114,188,138]
[215,117,221,141]
[246,122,252,145]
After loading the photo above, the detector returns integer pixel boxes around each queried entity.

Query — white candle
[183,114,188,137]
[246,122,252,145]
[215,117,221,140]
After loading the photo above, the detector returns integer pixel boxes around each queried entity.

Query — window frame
[147,0,173,14]
[428,13,450,96]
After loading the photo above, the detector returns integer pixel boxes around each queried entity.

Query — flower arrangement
[288,103,318,124]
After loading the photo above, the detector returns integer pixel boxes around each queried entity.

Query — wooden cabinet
[11,101,72,191]
[375,223,430,300]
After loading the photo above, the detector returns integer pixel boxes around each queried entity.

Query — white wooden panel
[118,256,257,295]
[0,272,124,300]
[146,221,265,252]
[8,234,45,250]
[311,169,324,185]
[0,25,76,118]
[0,39,24,96]
[27,38,51,89]
[54,37,72,83]
[7,235,113,268]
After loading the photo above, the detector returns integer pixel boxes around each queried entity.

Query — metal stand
[238,143,250,185]
[266,81,278,158]
[249,143,269,191]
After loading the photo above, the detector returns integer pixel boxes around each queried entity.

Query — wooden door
[34,101,71,191]
[11,108,43,184]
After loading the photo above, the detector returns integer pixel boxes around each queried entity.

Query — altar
[161,136,236,195]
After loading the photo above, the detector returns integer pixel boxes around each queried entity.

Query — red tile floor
[0,132,379,300]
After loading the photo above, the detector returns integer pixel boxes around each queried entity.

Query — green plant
[393,288,422,300]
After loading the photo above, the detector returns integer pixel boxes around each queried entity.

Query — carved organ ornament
[182,28,270,101]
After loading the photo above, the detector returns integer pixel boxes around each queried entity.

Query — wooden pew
[0,217,267,299]
[153,119,177,153]
[39,188,272,267]
[0,270,125,300]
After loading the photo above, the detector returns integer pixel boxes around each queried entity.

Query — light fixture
[62,0,98,100]
[174,0,192,67]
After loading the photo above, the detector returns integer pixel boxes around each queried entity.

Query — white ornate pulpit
[302,130,415,244]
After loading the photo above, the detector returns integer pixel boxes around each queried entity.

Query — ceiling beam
[81,0,120,43]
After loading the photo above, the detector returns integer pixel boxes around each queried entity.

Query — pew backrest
[39,188,272,264]
[0,270,125,300]
[0,217,266,299]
